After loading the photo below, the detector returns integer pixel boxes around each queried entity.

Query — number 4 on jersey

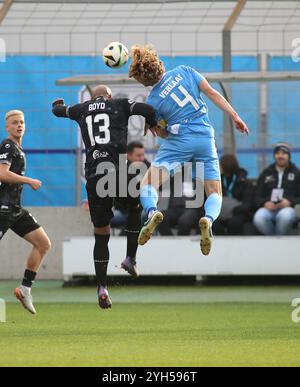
[171,85,200,111]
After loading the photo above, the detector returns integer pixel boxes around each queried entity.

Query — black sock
[94,234,110,287]
[126,208,142,260]
[22,269,37,288]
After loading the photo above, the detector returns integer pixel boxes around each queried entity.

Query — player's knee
[37,237,51,256]
[44,239,52,254]
[94,225,110,235]
[206,187,222,197]
[205,180,222,196]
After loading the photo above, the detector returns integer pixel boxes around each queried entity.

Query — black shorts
[86,175,140,228]
[0,207,41,241]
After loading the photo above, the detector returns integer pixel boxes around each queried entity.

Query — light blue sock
[140,185,158,215]
[204,193,222,223]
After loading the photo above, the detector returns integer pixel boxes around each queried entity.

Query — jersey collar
[7,137,23,150]
[151,73,166,90]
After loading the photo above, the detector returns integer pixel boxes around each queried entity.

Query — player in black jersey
[0,110,51,314]
[52,85,157,309]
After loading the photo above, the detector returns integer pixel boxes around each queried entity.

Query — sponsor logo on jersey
[0,153,8,160]
[5,144,10,149]
[93,150,109,160]
[288,173,295,181]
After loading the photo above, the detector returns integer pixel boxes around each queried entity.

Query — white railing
[63,236,300,280]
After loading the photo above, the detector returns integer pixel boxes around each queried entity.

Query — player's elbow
[146,105,157,125]
[52,105,68,118]
[205,87,218,100]
[139,104,156,126]
[0,170,8,182]
[147,105,156,119]
[52,106,61,117]
[52,106,59,117]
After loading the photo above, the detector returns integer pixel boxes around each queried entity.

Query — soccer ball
[102,42,129,68]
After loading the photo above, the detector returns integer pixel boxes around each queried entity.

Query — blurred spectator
[158,172,201,236]
[213,154,254,235]
[253,143,300,235]
[111,141,150,229]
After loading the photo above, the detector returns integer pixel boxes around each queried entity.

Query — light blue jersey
[147,65,214,137]
[146,65,220,181]
[140,66,222,224]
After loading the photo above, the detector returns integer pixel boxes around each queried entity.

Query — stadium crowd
[109,142,300,237]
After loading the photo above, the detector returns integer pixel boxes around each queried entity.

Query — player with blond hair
[129,44,249,255]
[0,110,51,314]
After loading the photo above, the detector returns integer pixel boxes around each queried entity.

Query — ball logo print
[291,38,300,63]
[102,42,129,68]
[291,299,300,323]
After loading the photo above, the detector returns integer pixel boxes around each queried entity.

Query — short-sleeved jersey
[67,97,138,179]
[147,65,213,136]
[0,139,26,207]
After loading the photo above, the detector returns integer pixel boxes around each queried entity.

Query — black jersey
[0,139,26,207]
[65,97,156,179]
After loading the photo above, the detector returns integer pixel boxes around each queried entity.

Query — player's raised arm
[52,98,84,121]
[126,100,158,136]
[199,78,249,135]
[52,98,68,117]
[130,102,157,126]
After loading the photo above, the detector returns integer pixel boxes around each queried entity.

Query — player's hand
[264,201,277,211]
[52,98,65,107]
[154,124,169,139]
[232,114,249,135]
[29,179,42,191]
[144,123,157,137]
[155,119,169,138]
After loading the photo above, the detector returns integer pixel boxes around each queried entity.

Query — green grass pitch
[0,281,300,367]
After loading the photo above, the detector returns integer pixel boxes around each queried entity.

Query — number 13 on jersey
[86,113,111,146]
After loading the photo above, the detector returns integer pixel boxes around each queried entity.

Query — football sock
[140,185,158,216]
[22,269,37,288]
[204,193,222,223]
[126,207,142,259]
[147,208,157,219]
[94,234,110,288]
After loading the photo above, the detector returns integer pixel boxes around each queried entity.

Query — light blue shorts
[152,133,220,181]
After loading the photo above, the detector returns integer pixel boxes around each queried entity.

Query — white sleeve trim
[0,160,11,166]
[129,101,137,114]
[66,106,71,117]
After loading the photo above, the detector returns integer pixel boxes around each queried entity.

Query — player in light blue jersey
[129,45,249,255]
